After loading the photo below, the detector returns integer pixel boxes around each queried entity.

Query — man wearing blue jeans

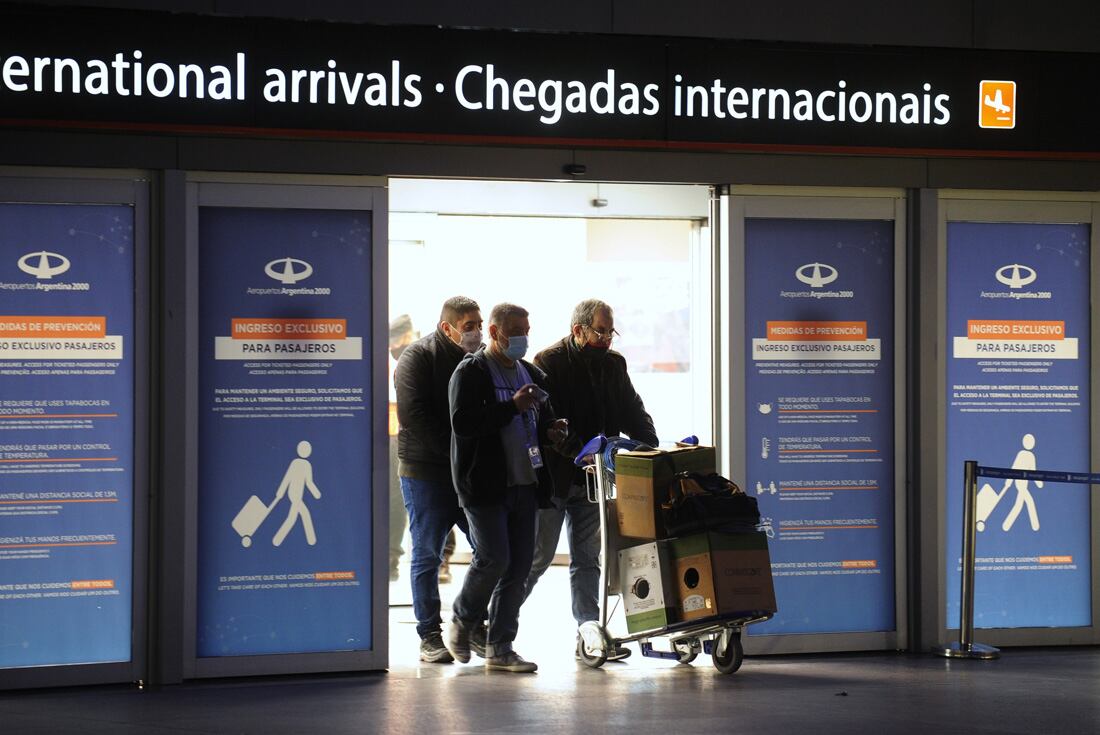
[524,299,658,661]
[395,296,487,663]
[445,303,568,673]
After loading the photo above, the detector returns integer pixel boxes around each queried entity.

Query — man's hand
[513,383,541,412]
[547,418,569,445]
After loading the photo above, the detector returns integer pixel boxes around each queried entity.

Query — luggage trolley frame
[576,448,773,674]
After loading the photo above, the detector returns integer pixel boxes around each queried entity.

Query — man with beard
[524,299,658,661]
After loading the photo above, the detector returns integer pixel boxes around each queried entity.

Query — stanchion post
[935,460,1000,660]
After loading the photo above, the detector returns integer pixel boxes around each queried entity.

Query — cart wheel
[577,635,608,669]
[712,629,744,674]
[576,621,608,669]
[673,639,698,665]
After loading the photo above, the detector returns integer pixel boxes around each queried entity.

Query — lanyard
[484,354,539,448]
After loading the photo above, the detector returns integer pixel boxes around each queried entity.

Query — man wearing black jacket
[524,299,658,661]
[396,296,486,664]
[445,303,568,673]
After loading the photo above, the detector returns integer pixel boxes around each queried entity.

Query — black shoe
[469,622,488,659]
[445,619,471,663]
[485,650,538,673]
[419,632,454,663]
[606,644,632,662]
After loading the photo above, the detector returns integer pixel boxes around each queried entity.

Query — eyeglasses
[584,326,620,343]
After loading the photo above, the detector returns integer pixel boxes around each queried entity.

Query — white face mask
[459,328,482,353]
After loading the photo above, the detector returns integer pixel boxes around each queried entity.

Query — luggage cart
[575,440,773,674]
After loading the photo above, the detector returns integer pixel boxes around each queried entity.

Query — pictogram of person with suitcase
[975,433,1042,533]
[232,440,322,547]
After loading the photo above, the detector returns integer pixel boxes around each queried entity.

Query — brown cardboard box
[605,497,624,596]
[614,446,716,541]
[669,531,777,622]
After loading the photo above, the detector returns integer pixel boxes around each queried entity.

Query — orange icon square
[979,80,1016,129]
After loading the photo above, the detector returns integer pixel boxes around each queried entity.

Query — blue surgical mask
[503,334,528,361]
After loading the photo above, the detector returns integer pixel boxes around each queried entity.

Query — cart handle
[574,434,608,466]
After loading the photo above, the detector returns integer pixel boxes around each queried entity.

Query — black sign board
[0,5,1096,158]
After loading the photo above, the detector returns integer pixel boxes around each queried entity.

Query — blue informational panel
[0,204,134,669]
[946,222,1092,629]
[197,207,373,657]
[745,218,896,635]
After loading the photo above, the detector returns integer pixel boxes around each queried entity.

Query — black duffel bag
[661,471,761,536]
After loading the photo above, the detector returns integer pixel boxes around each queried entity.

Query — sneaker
[485,651,538,673]
[419,632,454,664]
[469,622,488,659]
[445,619,471,663]
[438,559,452,584]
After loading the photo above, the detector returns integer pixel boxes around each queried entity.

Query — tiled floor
[2,564,1099,734]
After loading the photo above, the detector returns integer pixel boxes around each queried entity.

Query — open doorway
[385,178,713,666]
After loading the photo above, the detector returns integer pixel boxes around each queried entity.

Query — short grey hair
[489,302,529,327]
[571,299,613,328]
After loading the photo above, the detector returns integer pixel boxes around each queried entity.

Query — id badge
[527,445,544,469]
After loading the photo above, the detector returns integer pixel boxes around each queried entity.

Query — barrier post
[935,460,1000,660]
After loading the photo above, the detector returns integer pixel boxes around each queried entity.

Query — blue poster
[946,222,1091,629]
[197,207,373,657]
[0,203,134,669]
[744,218,896,635]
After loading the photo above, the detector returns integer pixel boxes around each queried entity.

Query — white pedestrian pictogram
[1001,433,1042,532]
[271,440,323,546]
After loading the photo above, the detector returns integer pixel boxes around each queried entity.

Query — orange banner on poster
[967,320,1064,340]
[841,560,877,569]
[0,315,106,338]
[70,579,115,590]
[231,318,347,340]
[1039,556,1073,564]
[766,321,866,341]
[314,571,356,580]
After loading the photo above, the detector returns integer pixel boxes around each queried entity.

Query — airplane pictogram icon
[979,80,1016,129]
[984,89,1010,115]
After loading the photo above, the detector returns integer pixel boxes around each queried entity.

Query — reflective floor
[2,563,1099,734]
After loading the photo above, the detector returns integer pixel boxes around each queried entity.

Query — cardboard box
[605,497,623,596]
[618,541,679,633]
[669,531,777,622]
[614,445,716,541]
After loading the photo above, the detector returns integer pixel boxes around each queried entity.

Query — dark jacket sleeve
[528,363,560,447]
[618,363,659,446]
[449,358,520,438]
[395,344,451,457]
[533,352,576,457]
